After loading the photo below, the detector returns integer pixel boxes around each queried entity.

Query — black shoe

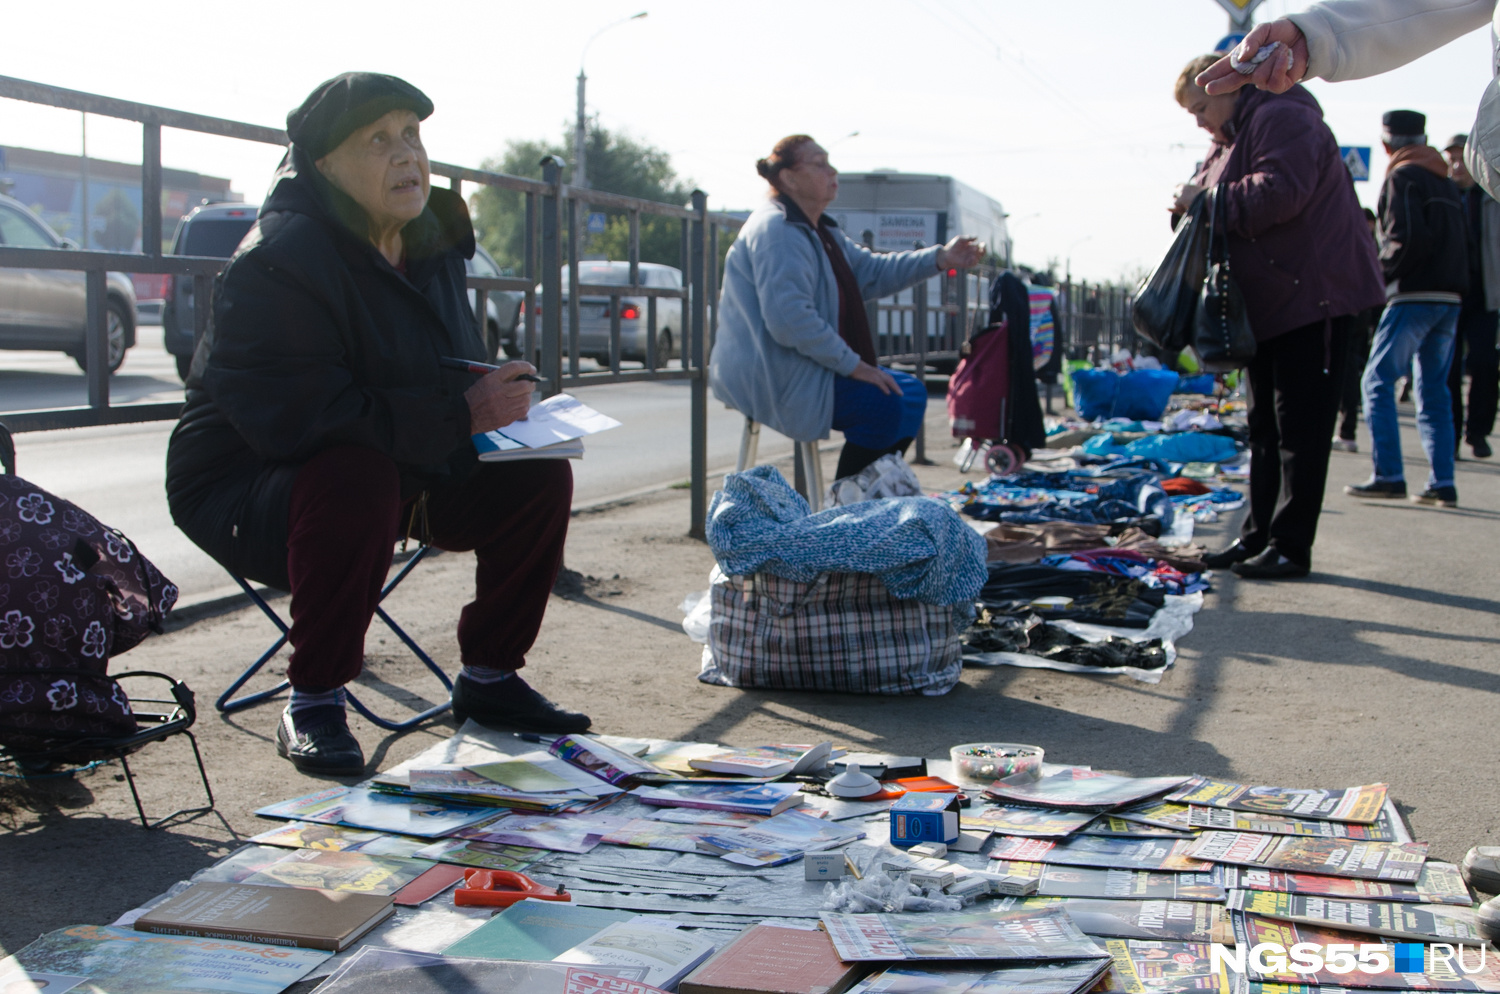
[1230,548,1310,580]
[451,674,591,734]
[1201,540,1261,570]
[1480,895,1500,946]
[1463,846,1500,895]
[276,708,365,776]
[1471,437,1492,459]
[1411,486,1458,508]
[1344,480,1407,499]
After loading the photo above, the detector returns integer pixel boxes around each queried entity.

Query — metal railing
[0,75,741,538]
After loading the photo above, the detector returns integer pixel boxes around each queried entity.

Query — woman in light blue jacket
[710,135,982,479]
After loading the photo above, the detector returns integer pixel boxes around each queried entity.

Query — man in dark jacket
[1346,110,1468,507]
[167,74,587,775]
[1443,133,1499,460]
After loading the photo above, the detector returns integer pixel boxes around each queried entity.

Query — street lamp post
[575,11,647,190]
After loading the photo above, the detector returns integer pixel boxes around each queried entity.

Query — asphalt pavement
[2,374,1498,958]
[1,324,795,603]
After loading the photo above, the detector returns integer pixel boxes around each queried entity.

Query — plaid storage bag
[700,568,961,696]
[0,474,179,748]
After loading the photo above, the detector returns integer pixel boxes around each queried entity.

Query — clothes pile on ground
[11,724,1493,994]
[931,459,1240,683]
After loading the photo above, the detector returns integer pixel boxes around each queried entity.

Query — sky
[3,0,1493,283]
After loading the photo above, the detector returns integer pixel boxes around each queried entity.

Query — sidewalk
[4,395,1499,953]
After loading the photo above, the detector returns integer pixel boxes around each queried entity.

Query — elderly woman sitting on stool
[166,73,588,776]
[711,135,984,481]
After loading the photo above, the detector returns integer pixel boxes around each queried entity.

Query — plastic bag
[1071,368,1181,422]
[1132,192,1212,351]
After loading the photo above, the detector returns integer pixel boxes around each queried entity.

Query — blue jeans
[832,367,927,449]
[1362,302,1459,489]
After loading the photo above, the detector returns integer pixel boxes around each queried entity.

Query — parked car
[0,193,138,373]
[162,202,258,380]
[467,244,525,361]
[535,261,683,365]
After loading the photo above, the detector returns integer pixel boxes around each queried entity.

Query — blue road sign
[1215,33,1246,54]
[586,211,607,234]
[1340,146,1372,181]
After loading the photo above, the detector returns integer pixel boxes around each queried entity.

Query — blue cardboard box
[890,792,961,846]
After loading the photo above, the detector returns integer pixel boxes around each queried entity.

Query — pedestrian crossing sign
[1340,146,1372,181]
[1210,0,1266,26]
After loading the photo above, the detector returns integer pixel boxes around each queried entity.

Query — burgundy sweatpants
[284,447,573,691]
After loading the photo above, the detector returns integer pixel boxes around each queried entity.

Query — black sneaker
[1471,437,1492,459]
[451,674,591,734]
[1344,480,1407,499]
[1230,548,1310,580]
[1480,895,1500,946]
[1411,486,1458,507]
[1201,540,1262,570]
[276,707,366,776]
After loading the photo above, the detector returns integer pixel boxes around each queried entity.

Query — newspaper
[1186,832,1428,883]
[1166,778,1388,825]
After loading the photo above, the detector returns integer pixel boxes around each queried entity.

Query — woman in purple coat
[1171,54,1385,579]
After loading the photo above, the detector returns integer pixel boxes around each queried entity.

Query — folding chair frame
[1,670,215,829]
[215,545,452,732]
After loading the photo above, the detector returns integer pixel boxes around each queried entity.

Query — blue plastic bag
[1083,431,1239,463]
[1071,368,1181,421]
[1176,373,1216,395]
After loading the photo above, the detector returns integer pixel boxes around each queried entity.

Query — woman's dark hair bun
[757,134,815,185]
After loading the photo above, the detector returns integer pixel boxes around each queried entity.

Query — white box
[804,851,847,881]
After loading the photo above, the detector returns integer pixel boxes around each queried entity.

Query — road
[1,324,795,604]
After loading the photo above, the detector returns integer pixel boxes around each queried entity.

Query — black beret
[286,72,434,160]
[1382,109,1426,138]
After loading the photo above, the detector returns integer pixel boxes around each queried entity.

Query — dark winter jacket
[1191,85,1385,341]
[165,146,485,585]
[1377,144,1467,300]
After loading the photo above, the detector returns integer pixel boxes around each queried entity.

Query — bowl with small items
[949,743,1044,786]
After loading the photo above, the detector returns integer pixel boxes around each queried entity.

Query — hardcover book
[679,923,864,994]
[132,881,393,951]
[555,920,719,990]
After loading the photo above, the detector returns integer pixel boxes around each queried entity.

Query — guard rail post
[689,190,709,541]
[540,156,565,397]
[913,275,930,465]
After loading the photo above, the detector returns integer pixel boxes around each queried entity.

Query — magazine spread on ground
[984,770,1192,811]
[963,804,1099,837]
[248,822,432,857]
[989,835,1210,873]
[188,844,433,896]
[1165,778,1388,825]
[846,959,1113,994]
[1186,800,1405,841]
[995,896,1222,942]
[1185,832,1428,882]
[633,781,804,816]
[695,808,864,867]
[313,945,670,994]
[255,786,497,837]
[992,861,1226,901]
[1225,889,1483,943]
[1230,911,1500,991]
[1080,816,1197,839]
[411,838,546,872]
[6,925,330,994]
[1217,860,1473,905]
[819,907,1110,962]
[1114,800,1195,831]
[1101,938,1229,994]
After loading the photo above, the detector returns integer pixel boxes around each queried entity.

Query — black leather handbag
[1193,184,1257,372]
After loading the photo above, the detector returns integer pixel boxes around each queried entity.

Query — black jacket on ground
[165,146,486,588]
[1378,150,1467,297]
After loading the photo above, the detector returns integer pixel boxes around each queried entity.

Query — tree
[94,188,139,252]
[470,119,698,274]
